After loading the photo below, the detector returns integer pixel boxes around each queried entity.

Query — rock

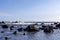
[25,24,39,32]
[17,28,23,32]
[39,27,44,30]
[53,27,58,29]
[2,25,8,29]
[44,26,54,33]
[10,26,14,30]
[13,31,17,35]
[1,31,4,33]
[23,33,25,35]
[54,23,58,25]
[5,37,8,40]
[41,23,44,25]
[42,25,46,29]
[56,23,60,28]
[41,25,47,30]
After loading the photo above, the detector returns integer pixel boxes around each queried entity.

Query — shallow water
[0,25,60,40]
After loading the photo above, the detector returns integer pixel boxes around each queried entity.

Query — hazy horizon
[0,0,60,21]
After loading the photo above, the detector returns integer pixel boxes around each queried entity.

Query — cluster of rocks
[41,25,54,33]
[0,22,60,40]
[1,23,60,40]
[1,23,60,33]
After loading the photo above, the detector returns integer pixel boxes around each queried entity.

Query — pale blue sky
[0,0,60,21]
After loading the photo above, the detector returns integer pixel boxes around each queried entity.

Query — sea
[0,23,60,40]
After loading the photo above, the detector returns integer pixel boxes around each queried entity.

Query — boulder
[44,26,54,33]
[25,24,39,32]
[10,26,14,30]
[2,25,8,29]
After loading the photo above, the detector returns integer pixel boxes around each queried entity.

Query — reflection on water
[0,25,60,40]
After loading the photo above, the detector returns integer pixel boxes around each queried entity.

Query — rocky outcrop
[25,24,39,32]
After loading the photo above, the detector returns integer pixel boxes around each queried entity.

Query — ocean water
[0,24,60,40]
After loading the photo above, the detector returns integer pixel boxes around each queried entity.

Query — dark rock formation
[1,31,4,33]
[43,26,54,33]
[10,26,14,30]
[56,23,60,28]
[17,28,23,32]
[25,24,39,32]
[54,23,58,25]
[53,27,58,29]
[40,25,47,30]
[23,33,25,35]
[13,31,17,35]
[42,25,46,28]
[41,23,44,25]
[2,25,8,29]
[5,37,8,40]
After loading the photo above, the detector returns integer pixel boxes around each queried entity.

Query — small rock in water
[17,28,23,32]
[23,33,25,35]
[13,31,18,35]
[5,37,8,40]
[10,26,14,30]
[1,31,4,33]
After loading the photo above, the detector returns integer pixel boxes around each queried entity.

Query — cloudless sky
[0,0,60,21]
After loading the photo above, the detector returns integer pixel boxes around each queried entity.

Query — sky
[0,0,60,21]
